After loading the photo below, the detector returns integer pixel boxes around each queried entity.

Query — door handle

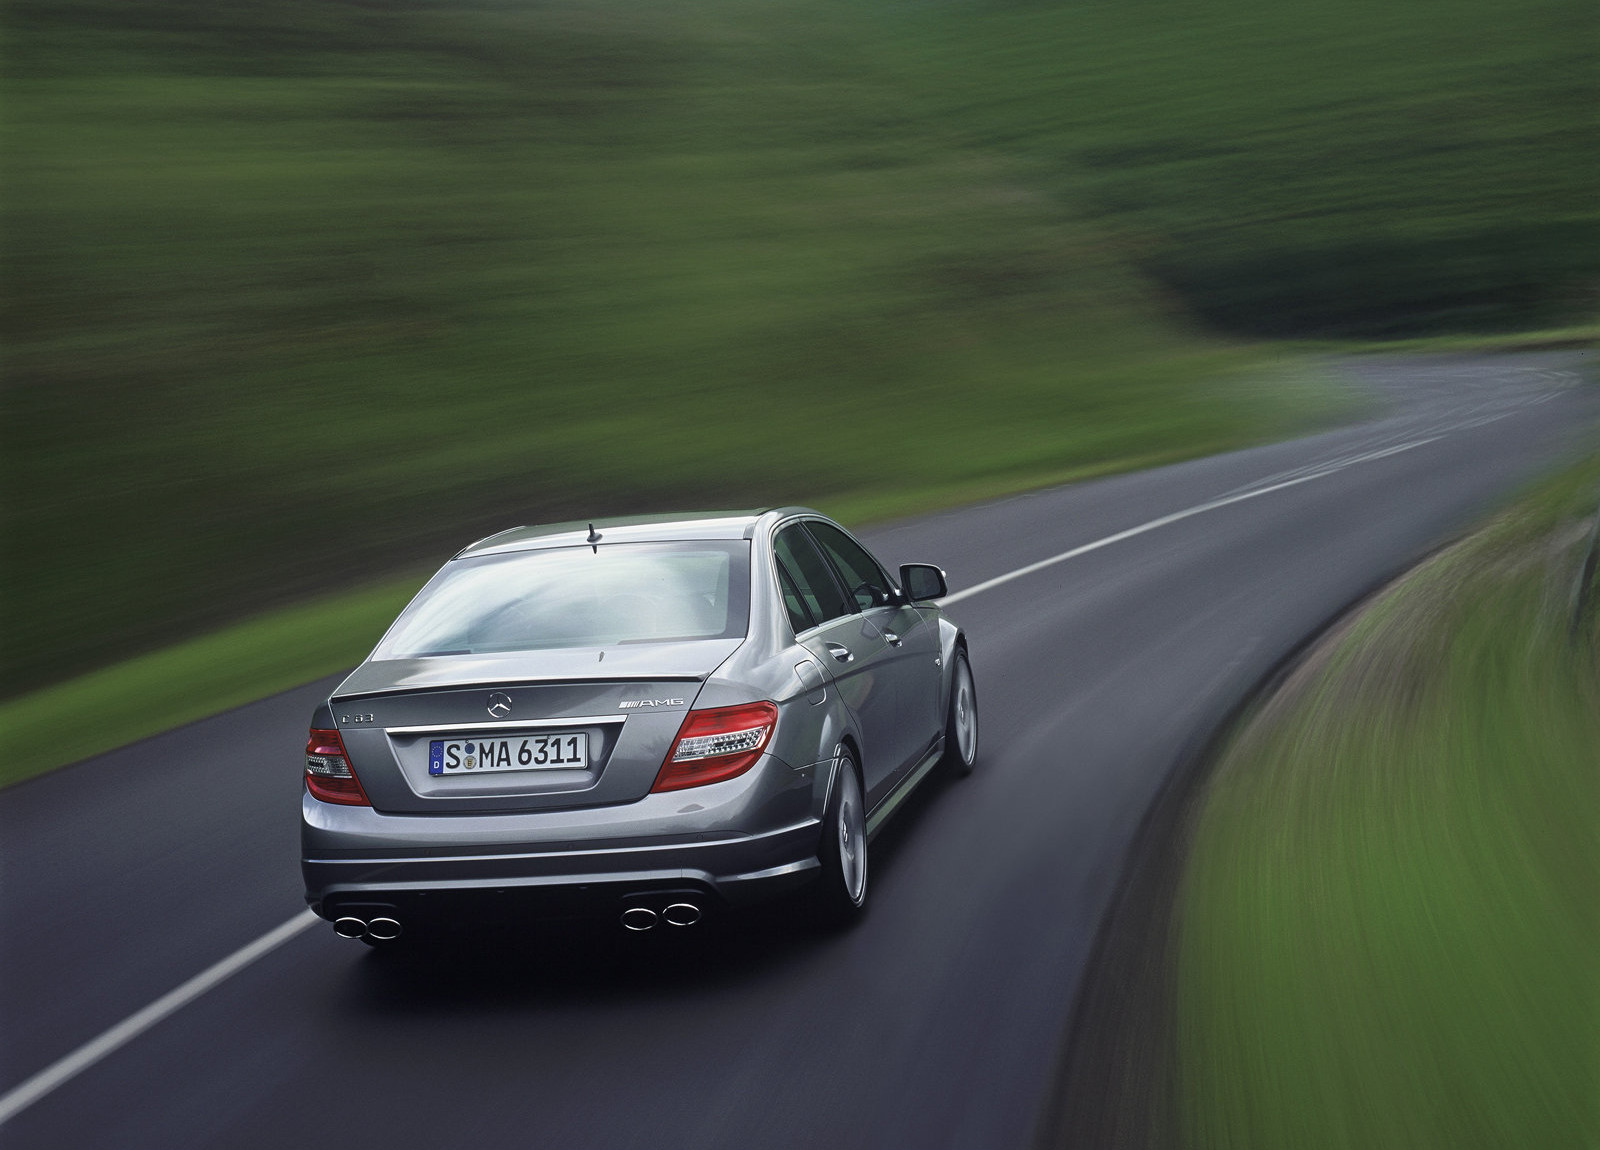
[825,643,854,663]
[882,630,901,646]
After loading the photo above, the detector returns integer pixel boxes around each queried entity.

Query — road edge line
[940,436,1440,606]
[0,909,320,1126]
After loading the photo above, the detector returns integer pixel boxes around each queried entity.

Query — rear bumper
[301,754,826,922]
[302,817,822,919]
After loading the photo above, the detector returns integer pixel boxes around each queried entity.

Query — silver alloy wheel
[953,658,977,766]
[837,763,867,905]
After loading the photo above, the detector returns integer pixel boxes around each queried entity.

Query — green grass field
[1175,454,1600,1149]
[2,0,1595,777]
[0,573,427,788]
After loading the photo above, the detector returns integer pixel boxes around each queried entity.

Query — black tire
[941,649,978,777]
[810,749,868,927]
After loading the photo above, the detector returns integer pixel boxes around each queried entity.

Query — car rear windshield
[374,541,751,657]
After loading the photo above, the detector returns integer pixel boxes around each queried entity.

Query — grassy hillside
[894,0,1599,337]
[1176,453,1600,1149]
[3,0,1594,700]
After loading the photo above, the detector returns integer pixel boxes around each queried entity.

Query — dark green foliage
[892,0,1600,336]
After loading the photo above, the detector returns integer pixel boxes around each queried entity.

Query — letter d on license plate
[429,732,589,776]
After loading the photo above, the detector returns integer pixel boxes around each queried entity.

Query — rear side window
[807,522,894,610]
[774,560,817,635]
[774,524,851,625]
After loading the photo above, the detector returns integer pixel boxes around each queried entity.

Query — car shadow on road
[336,770,962,1017]
[342,898,817,1008]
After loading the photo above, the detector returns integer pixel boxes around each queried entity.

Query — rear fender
[813,720,863,826]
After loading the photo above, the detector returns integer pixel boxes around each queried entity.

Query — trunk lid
[330,640,739,815]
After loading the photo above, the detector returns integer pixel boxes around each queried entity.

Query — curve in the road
[0,415,1469,1128]
[0,352,1591,1149]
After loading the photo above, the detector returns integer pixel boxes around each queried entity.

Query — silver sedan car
[301,508,978,942]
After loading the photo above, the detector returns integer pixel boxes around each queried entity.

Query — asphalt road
[1,352,1593,1149]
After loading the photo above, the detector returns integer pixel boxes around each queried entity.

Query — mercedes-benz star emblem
[486,691,513,719]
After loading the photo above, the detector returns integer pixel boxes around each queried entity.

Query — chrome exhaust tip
[333,916,368,940]
[662,902,701,927]
[366,917,403,941]
[621,906,658,932]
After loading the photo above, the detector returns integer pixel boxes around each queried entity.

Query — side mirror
[900,563,948,603]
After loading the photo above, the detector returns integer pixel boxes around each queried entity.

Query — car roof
[454,508,817,558]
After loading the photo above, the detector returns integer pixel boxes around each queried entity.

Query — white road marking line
[0,909,319,1126]
[941,435,1441,606]
[1218,432,1435,499]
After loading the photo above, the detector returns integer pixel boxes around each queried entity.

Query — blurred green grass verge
[0,574,426,788]
[0,383,1330,789]
[1175,453,1600,1149]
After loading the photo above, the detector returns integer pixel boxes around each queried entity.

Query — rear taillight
[651,702,778,793]
[305,727,370,806]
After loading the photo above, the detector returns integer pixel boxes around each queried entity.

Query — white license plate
[428,733,589,776]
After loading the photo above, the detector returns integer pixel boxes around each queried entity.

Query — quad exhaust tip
[332,915,403,941]
[621,906,658,932]
[662,902,701,927]
[622,902,702,930]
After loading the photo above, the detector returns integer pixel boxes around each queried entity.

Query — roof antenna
[587,523,602,553]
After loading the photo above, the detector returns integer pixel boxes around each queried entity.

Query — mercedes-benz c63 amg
[301,509,977,943]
